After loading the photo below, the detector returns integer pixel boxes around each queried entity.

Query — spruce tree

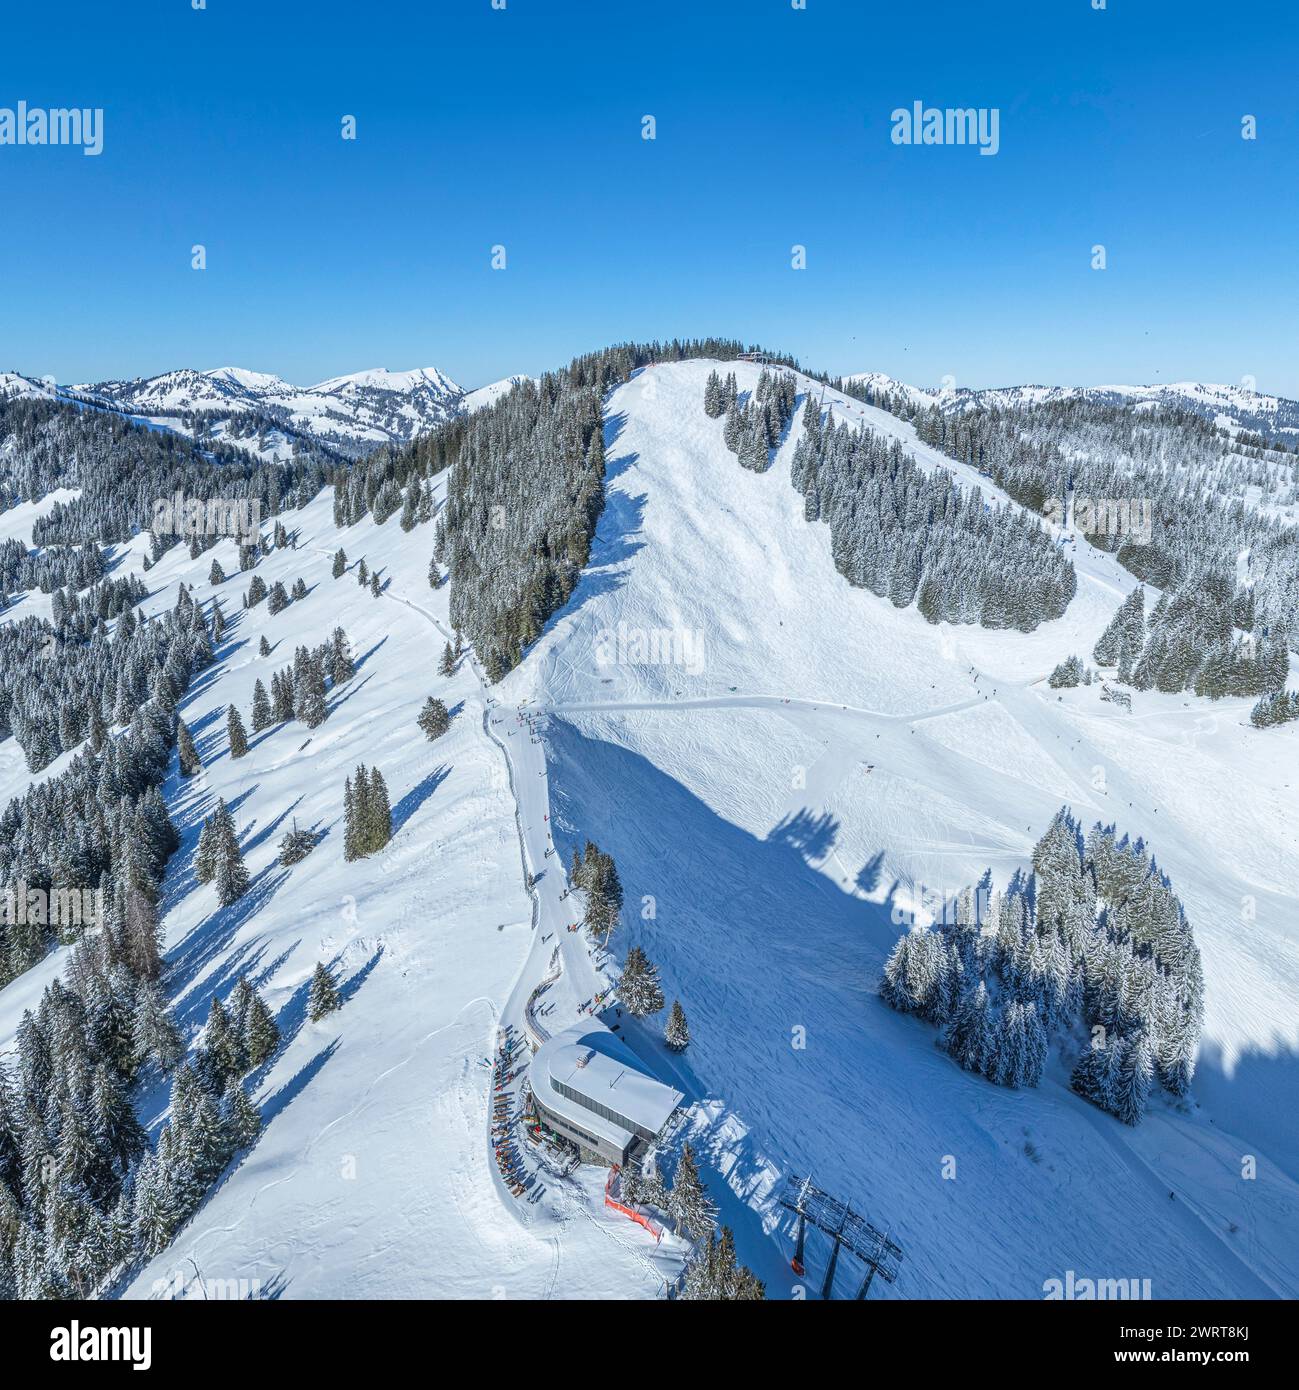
[177,718,201,777]
[227,704,249,759]
[211,801,249,907]
[221,1079,262,1149]
[271,669,294,723]
[664,999,690,1051]
[618,945,665,1017]
[400,485,418,532]
[417,696,450,741]
[242,988,280,1068]
[295,653,328,729]
[1113,1032,1154,1125]
[122,887,164,984]
[328,628,354,685]
[278,822,316,866]
[201,995,244,1086]
[332,548,347,578]
[131,982,185,1074]
[194,816,217,884]
[666,1144,715,1240]
[439,642,455,677]
[343,773,360,862]
[367,768,392,851]
[250,679,272,733]
[131,1150,173,1259]
[307,962,341,1022]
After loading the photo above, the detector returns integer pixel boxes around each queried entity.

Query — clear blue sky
[1,0,1295,394]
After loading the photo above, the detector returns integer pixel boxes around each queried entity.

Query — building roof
[532,1020,684,1155]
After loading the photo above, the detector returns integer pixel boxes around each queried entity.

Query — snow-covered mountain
[3,354,1297,1302]
[840,371,939,411]
[72,364,470,460]
[462,373,536,414]
[0,370,62,404]
[1090,380,1299,439]
[3,361,536,466]
[845,372,1299,441]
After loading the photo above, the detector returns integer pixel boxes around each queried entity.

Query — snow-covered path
[375,583,678,1271]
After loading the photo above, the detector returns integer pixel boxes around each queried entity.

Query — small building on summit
[530,1020,683,1167]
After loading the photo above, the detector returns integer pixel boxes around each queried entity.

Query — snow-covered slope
[75,365,468,460]
[462,374,535,414]
[2,356,1296,1301]
[0,487,686,1299]
[501,359,1299,1298]
[0,371,62,403]
[846,371,1299,441]
[48,364,538,462]
[841,371,938,411]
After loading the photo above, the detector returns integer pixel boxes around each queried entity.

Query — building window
[538,1103,602,1152]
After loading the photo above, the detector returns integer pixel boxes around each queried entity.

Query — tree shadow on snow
[259,1039,340,1129]
[164,863,292,1027]
[353,635,388,673]
[326,671,374,719]
[391,765,450,835]
[340,946,384,1006]
[240,794,304,858]
[768,809,840,865]
[544,716,911,1294]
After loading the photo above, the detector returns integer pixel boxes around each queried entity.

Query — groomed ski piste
[1,357,1297,1298]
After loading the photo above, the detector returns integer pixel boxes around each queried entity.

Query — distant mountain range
[843,373,1299,442]
[0,365,535,462]
[3,359,1295,467]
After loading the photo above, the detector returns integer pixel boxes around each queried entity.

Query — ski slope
[501,359,1299,1298]
[2,356,1297,1299]
[0,486,688,1299]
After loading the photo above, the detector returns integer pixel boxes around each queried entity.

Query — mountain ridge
[843,372,1299,441]
[0,364,538,463]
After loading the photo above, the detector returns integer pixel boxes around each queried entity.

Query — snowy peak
[462,374,536,413]
[75,367,297,414]
[203,366,298,395]
[14,360,536,464]
[1088,381,1299,437]
[309,365,460,397]
[841,371,938,411]
[71,362,470,459]
[0,370,62,403]
[843,373,1299,440]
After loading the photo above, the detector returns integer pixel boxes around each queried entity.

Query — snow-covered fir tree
[664,999,690,1051]
[342,765,392,859]
[177,717,201,776]
[880,807,1202,1125]
[572,840,623,940]
[417,696,450,741]
[665,1143,716,1240]
[307,962,342,1022]
[227,703,249,759]
[618,945,665,1018]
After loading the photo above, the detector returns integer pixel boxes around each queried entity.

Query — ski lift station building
[531,1020,684,1167]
